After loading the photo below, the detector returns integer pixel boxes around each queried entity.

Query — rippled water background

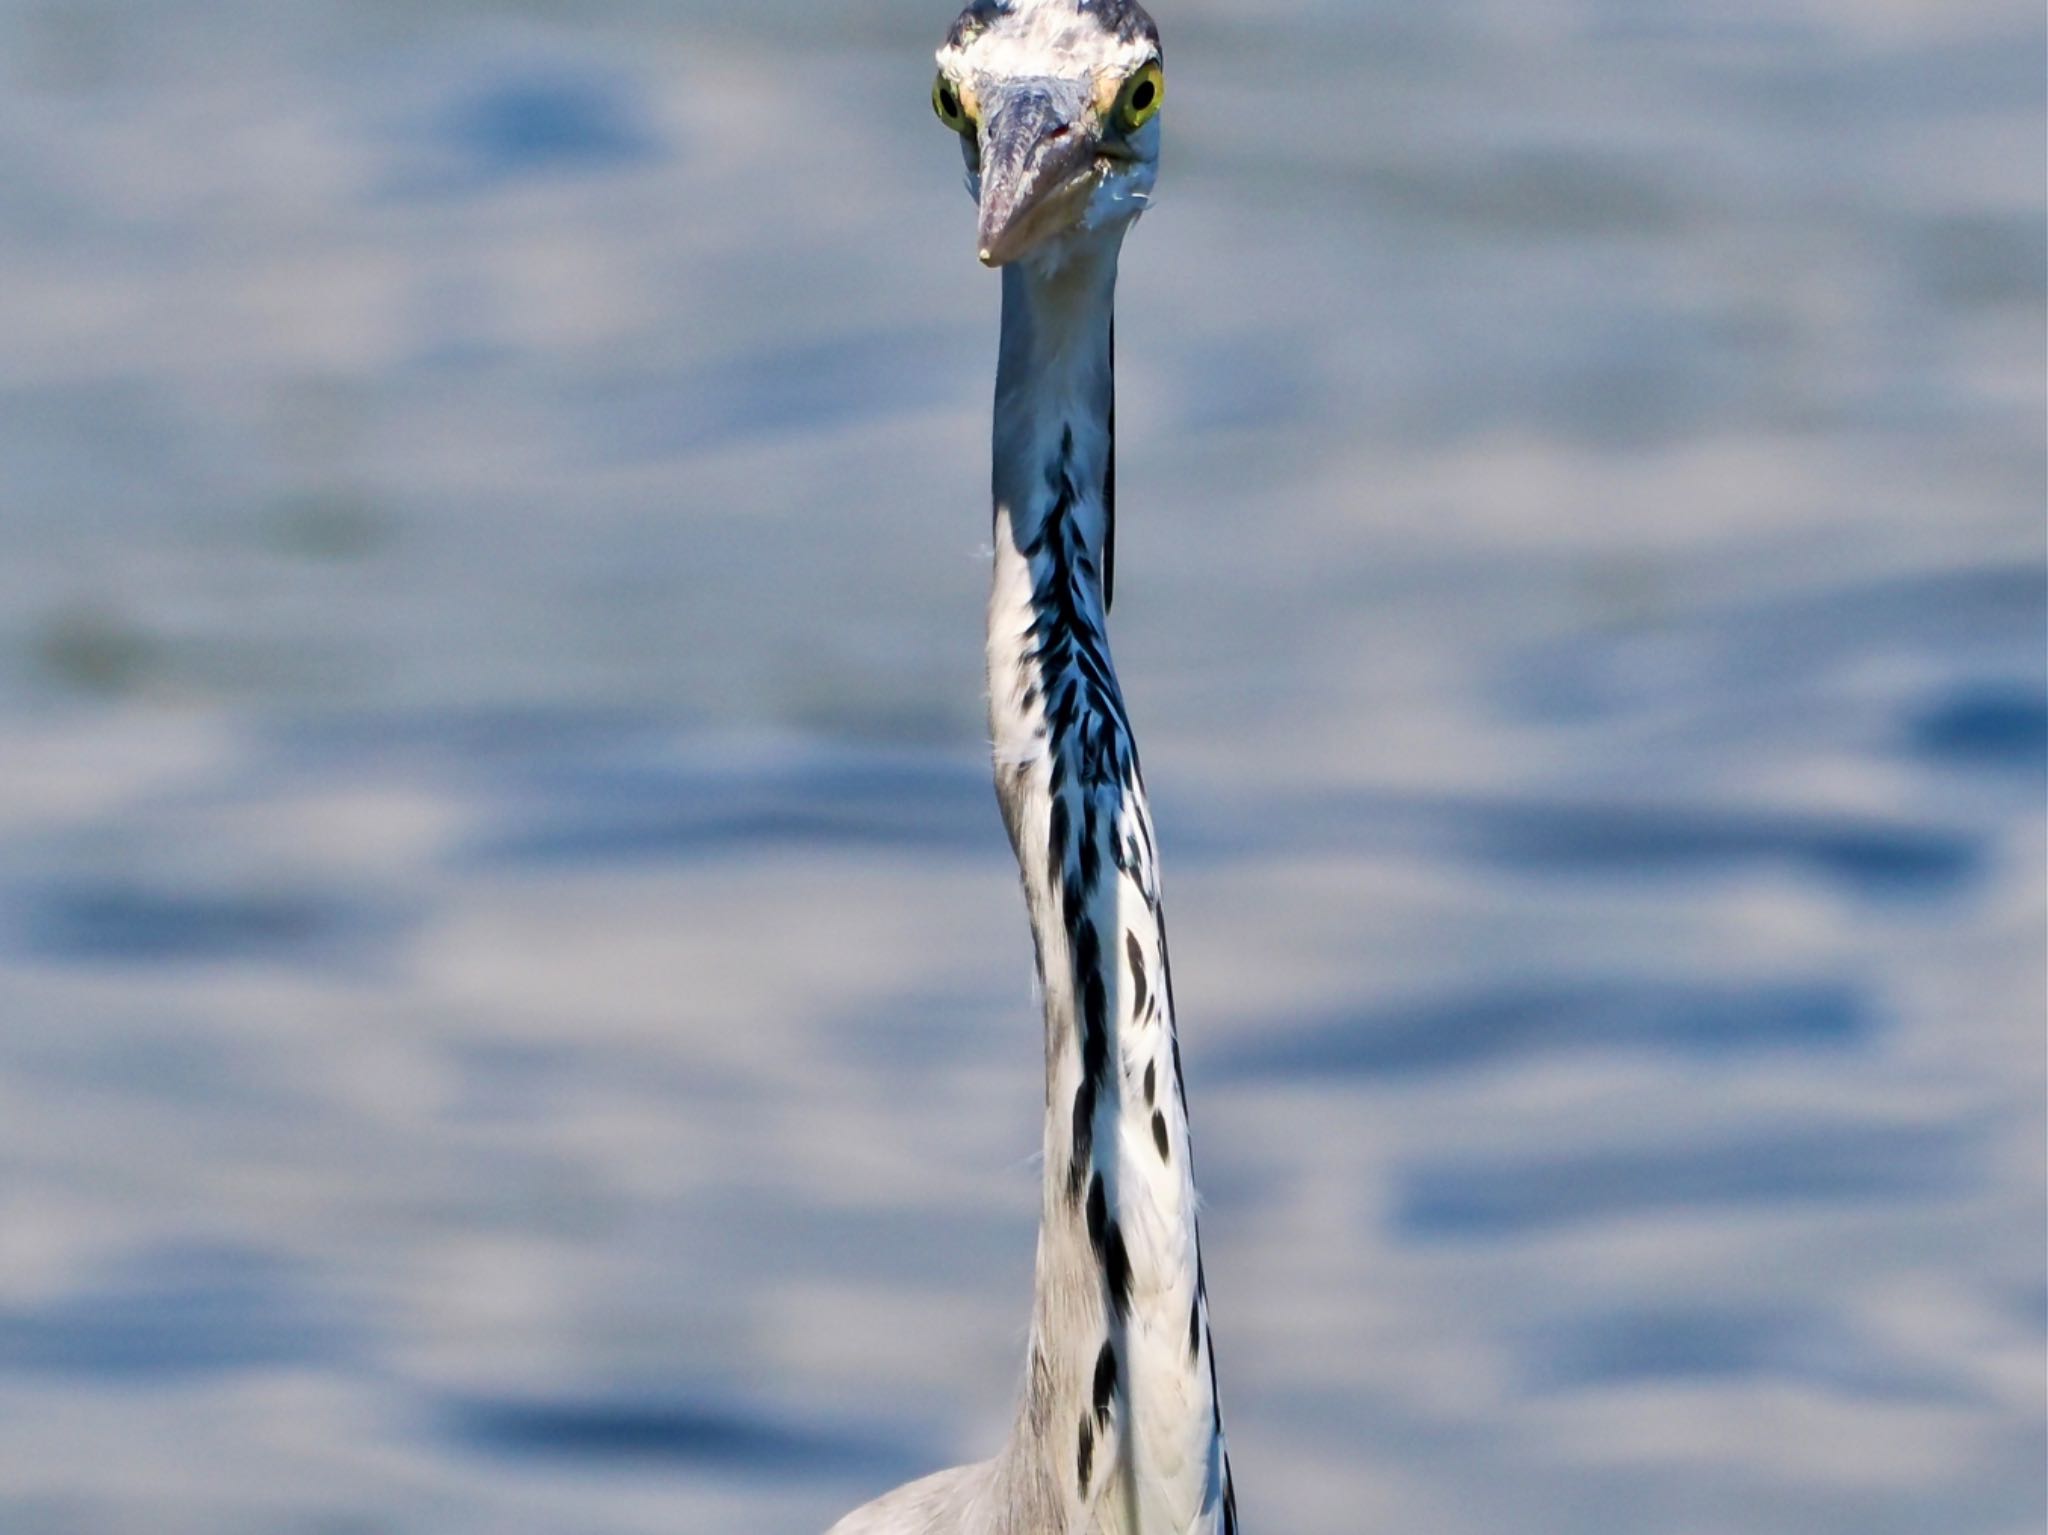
[0,2,2042,1531]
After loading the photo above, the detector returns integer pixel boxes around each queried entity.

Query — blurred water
[0,2,2041,1532]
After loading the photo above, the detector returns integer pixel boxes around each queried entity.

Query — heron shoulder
[825,1460,997,1535]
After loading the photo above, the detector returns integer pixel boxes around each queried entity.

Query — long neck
[984,245,1236,1535]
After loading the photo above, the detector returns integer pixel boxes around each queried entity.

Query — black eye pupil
[1130,80,1155,112]
[939,87,959,118]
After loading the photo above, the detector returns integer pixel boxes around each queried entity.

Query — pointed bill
[974,82,1103,267]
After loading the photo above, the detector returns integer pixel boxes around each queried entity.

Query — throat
[985,235,1130,1049]
[992,245,1119,586]
[986,241,1121,785]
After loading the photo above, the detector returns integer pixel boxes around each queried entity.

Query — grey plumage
[830,6,1232,1531]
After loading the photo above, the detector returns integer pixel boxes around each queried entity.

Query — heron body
[831,5,1235,1531]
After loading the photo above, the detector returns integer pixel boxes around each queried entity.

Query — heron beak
[975,84,1102,267]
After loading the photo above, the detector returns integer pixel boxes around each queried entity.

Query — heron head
[934,0,1163,269]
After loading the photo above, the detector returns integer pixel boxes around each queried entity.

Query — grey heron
[831,3,1236,1530]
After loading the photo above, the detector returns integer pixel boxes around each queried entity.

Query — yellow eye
[1113,62,1164,133]
[933,73,974,135]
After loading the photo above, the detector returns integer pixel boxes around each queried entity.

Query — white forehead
[938,0,1156,81]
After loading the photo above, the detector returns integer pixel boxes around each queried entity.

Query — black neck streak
[1024,428,1135,1212]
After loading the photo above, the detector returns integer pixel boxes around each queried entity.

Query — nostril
[1045,124,1071,142]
